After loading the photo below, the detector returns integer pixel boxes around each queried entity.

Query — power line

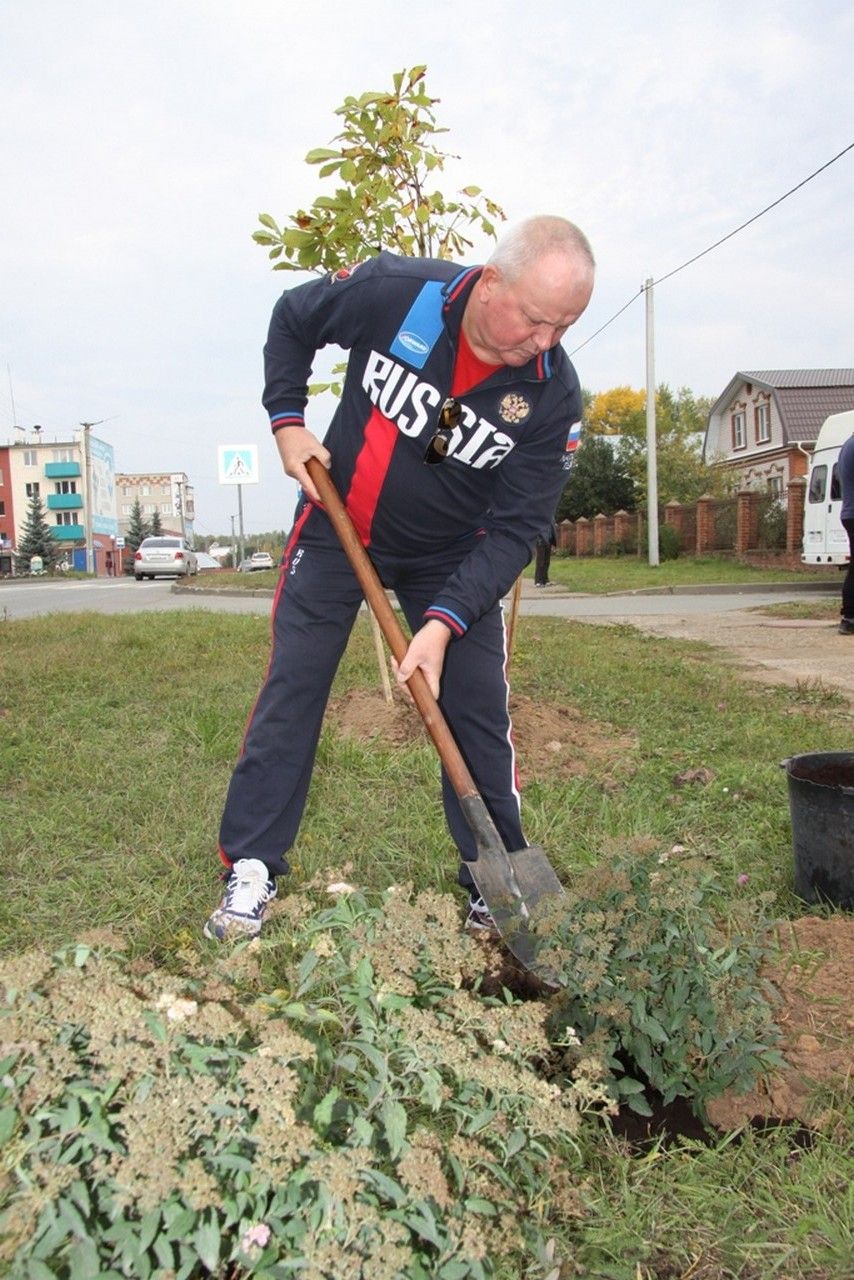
[568,140,854,357]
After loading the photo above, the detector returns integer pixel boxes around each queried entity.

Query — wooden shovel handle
[306,457,479,801]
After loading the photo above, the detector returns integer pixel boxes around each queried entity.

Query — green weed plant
[1,889,611,1280]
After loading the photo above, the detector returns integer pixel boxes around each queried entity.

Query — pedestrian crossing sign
[218,444,259,485]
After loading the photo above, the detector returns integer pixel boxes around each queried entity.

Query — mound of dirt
[328,688,636,785]
[706,914,854,1130]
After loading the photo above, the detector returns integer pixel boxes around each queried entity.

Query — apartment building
[0,429,118,574]
[115,472,195,540]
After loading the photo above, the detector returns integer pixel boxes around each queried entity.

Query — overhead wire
[567,140,854,358]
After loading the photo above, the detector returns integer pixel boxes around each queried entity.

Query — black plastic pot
[781,752,854,910]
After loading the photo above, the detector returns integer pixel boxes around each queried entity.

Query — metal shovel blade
[460,795,565,982]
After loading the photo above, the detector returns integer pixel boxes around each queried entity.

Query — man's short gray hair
[487,215,595,281]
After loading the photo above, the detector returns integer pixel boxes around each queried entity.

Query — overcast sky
[2,0,852,536]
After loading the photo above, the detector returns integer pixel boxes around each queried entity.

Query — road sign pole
[237,483,245,567]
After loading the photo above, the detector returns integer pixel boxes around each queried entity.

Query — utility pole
[230,514,237,568]
[644,278,660,567]
[79,420,99,575]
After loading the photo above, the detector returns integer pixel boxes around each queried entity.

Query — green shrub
[533,845,784,1116]
[757,495,787,550]
[0,890,610,1279]
[657,523,682,561]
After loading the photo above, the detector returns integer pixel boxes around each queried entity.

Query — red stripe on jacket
[344,407,399,545]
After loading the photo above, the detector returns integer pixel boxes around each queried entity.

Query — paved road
[0,576,837,623]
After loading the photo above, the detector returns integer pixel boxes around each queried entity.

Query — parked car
[238,551,276,572]
[134,536,198,580]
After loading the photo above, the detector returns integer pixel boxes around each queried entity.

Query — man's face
[472,251,593,367]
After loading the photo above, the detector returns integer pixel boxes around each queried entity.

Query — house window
[160,503,171,514]
[52,449,74,462]
[140,485,150,496]
[23,450,37,466]
[807,465,827,504]
[54,480,78,495]
[0,501,4,516]
[122,486,132,497]
[144,504,156,514]
[731,411,746,450]
[55,512,77,526]
[766,475,783,498]
[162,484,170,495]
[26,482,40,498]
[755,402,771,444]
[122,503,132,515]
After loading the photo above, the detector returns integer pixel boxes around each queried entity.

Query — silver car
[134,536,198,580]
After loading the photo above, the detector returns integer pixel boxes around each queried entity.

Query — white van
[802,410,854,565]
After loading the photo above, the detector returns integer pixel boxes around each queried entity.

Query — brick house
[703,369,854,495]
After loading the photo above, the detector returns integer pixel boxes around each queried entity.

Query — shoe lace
[225,861,271,914]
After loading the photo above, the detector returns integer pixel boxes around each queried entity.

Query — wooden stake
[506,573,524,664]
[367,602,394,704]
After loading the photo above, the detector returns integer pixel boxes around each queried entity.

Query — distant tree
[149,509,163,536]
[586,386,646,436]
[16,493,59,571]
[126,499,149,553]
[615,384,722,505]
[582,383,722,507]
[557,434,636,521]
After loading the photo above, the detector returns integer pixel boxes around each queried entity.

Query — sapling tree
[252,65,505,395]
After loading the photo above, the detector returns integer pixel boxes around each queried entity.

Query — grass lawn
[1,607,851,1277]
[752,597,841,620]
[191,555,843,598]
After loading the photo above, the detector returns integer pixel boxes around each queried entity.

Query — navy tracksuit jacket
[219,252,583,884]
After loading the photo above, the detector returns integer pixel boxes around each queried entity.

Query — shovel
[306,458,566,980]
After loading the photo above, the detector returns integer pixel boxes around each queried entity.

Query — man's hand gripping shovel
[306,458,566,986]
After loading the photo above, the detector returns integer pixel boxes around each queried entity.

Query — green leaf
[0,1105,17,1143]
[137,1207,161,1254]
[381,1096,407,1158]
[465,1197,498,1216]
[313,1086,340,1130]
[194,1219,220,1272]
[68,1238,101,1280]
[24,1261,57,1280]
[257,213,279,231]
[305,148,341,163]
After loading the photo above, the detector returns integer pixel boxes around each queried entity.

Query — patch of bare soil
[329,689,636,785]
[707,915,854,1131]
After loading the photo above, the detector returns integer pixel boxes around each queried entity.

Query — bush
[657,523,682,561]
[0,890,610,1279]
[757,496,787,550]
[532,845,783,1116]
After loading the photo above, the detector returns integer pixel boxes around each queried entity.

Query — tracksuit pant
[218,503,525,890]
[842,518,854,621]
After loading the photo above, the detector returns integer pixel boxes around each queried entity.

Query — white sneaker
[464,895,499,936]
[204,859,277,941]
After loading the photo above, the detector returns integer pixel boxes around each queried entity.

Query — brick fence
[557,477,807,561]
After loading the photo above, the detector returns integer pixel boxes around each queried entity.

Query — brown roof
[773,387,854,442]
[741,369,854,389]
[709,370,854,446]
